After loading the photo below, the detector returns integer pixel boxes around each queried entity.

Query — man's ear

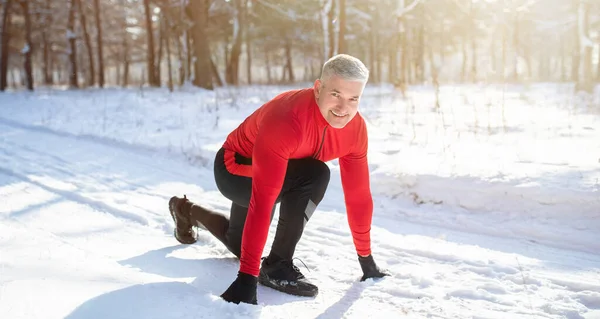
[313,79,322,98]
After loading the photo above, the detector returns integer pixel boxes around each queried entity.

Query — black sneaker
[168,195,197,244]
[258,257,318,297]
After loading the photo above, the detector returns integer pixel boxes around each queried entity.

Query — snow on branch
[578,2,596,48]
[515,0,539,12]
[255,0,317,21]
[533,17,576,31]
[347,7,371,21]
[396,0,425,18]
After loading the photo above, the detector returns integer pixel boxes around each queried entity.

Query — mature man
[168,54,388,305]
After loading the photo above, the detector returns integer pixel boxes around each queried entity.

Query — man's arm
[339,120,389,281]
[239,113,302,277]
[339,121,373,257]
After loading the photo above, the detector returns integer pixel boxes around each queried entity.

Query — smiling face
[313,75,365,129]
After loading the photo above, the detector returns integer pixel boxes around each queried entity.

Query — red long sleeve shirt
[222,88,373,276]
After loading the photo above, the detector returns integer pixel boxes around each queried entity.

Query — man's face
[313,75,365,129]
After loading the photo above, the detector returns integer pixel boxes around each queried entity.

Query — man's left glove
[220,272,258,305]
[358,254,390,282]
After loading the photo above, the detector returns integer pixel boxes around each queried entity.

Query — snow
[0,83,599,319]
[20,44,30,54]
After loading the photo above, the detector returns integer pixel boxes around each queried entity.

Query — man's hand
[221,272,258,305]
[358,254,390,282]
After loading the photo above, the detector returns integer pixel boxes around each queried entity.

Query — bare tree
[67,0,79,88]
[93,0,104,87]
[77,0,95,87]
[143,0,158,86]
[225,0,245,85]
[337,0,346,54]
[577,0,593,92]
[187,0,212,89]
[0,0,13,91]
[20,0,32,90]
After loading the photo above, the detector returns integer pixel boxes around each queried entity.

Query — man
[168,54,388,305]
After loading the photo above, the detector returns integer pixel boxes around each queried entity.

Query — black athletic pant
[208,147,331,260]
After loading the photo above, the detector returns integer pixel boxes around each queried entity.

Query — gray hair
[320,54,369,84]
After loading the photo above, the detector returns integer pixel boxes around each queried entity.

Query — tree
[0,0,13,91]
[19,0,32,90]
[187,0,213,89]
[93,0,104,87]
[67,0,79,88]
[77,0,95,87]
[143,0,158,87]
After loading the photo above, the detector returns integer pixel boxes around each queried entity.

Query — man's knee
[301,158,330,202]
[312,160,331,189]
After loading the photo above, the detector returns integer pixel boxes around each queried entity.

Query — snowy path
[1,116,600,319]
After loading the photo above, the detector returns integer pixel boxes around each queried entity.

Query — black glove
[358,254,390,282]
[220,272,258,305]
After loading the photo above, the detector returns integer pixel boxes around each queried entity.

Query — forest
[0,0,599,92]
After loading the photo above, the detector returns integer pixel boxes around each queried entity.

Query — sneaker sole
[169,198,197,245]
[258,275,319,297]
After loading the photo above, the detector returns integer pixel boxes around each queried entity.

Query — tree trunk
[42,30,51,85]
[156,15,163,86]
[560,33,566,81]
[597,38,600,82]
[115,59,120,85]
[320,0,331,61]
[226,0,244,85]
[188,0,212,89]
[284,39,294,82]
[93,0,104,87]
[439,18,445,64]
[389,7,398,84]
[67,0,79,88]
[579,0,592,92]
[369,18,376,83]
[41,0,52,85]
[513,13,519,81]
[210,56,222,86]
[470,0,476,82]
[265,49,271,83]
[328,0,335,57]
[186,31,191,83]
[376,42,382,83]
[164,14,173,92]
[337,0,346,54]
[77,0,95,87]
[501,18,507,82]
[21,0,33,90]
[176,34,184,85]
[1,0,13,91]
[246,24,252,84]
[120,0,129,87]
[418,17,425,83]
[123,46,130,87]
[143,0,158,86]
[461,33,467,82]
[281,62,287,83]
[401,18,408,85]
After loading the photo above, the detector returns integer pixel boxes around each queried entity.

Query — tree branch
[396,0,425,18]
[255,0,316,21]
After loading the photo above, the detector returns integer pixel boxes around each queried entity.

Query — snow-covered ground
[0,83,599,319]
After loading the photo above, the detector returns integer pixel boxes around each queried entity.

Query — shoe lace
[292,257,311,274]
[286,258,311,280]
[261,256,312,280]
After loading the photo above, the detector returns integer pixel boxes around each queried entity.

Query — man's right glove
[220,272,258,305]
[358,254,390,282]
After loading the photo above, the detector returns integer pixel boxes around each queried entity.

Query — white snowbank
[0,83,598,251]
